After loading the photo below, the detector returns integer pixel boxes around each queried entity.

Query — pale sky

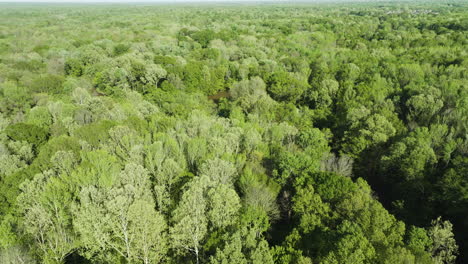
[0,0,415,3]
[0,0,297,2]
[0,0,386,2]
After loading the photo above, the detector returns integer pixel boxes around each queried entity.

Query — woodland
[0,1,467,264]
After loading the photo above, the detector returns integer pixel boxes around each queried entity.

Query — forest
[0,1,466,264]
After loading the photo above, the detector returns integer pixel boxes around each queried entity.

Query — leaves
[0,3,466,264]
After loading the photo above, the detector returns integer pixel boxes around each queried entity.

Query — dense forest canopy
[0,1,467,264]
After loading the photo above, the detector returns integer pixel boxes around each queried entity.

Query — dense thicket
[0,2,467,264]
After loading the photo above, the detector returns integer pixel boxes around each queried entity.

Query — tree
[321,222,376,264]
[306,78,339,117]
[292,181,329,233]
[210,232,247,264]
[191,29,216,48]
[199,158,237,186]
[142,64,167,87]
[185,137,208,172]
[0,140,33,177]
[406,90,444,126]
[320,153,354,177]
[207,184,241,230]
[5,123,49,150]
[398,64,425,88]
[244,184,280,222]
[74,163,167,263]
[106,125,143,163]
[30,74,65,94]
[266,71,308,103]
[289,171,421,263]
[148,155,184,213]
[231,77,268,111]
[17,171,76,263]
[0,82,32,114]
[406,226,434,263]
[26,106,52,129]
[113,43,130,56]
[71,87,91,105]
[93,66,130,95]
[127,200,167,264]
[0,246,35,264]
[251,240,274,264]
[64,58,84,77]
[343,111,396,156]
[429,217,458,264]
[171,176,209,264]
[382,127,437,181]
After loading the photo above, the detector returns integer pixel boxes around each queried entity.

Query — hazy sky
[0,0,408,3]
[0,0,376,2]
[0,0,301,2]
[0,0,314,2]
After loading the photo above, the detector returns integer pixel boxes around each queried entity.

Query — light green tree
[207,184,241,229]
[128,200,167,264]
[210,232,247,264]
[18,171,76,263]
[199,158,237,186]
[74,163,167,263]
[171,176,209,264]
[429,217,458,264]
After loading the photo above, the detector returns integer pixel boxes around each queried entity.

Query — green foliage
[191,29,216,48]
[64,58,84,77]
[154,55,177,66]
[113,43,130,56]
[0,82,32,114]
[5,123,49,149]
[32,135,81,172]
[18,170,76,263]
[73,120,117,147]
[382,127,437,181]
[171,176,209,264]
[179,61,226,94]
[30,74,65,94]
[0,2,467,264]
[266,71,308,103]
[429,217,458,264]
